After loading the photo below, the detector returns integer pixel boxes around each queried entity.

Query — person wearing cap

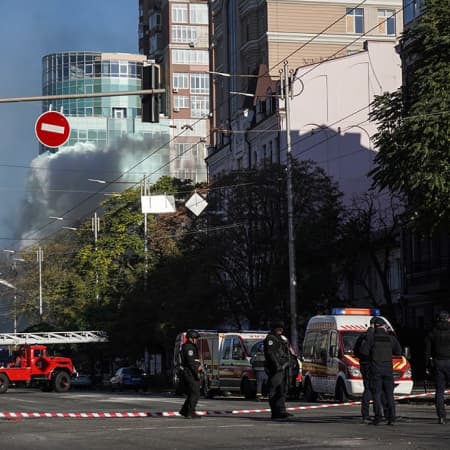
[179,330,203,419]
[425,310,450,424]
[263,322,293,420]
[360,316,402,425]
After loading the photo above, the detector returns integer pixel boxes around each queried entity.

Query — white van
[301,308,413,402]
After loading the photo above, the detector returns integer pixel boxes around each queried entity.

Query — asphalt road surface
[0,389,447,449]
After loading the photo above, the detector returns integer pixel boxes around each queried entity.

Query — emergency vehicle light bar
[331,308,380,316]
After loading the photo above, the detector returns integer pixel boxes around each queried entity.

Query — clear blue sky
[0,0,138,247]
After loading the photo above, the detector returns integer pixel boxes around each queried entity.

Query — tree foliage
[369,0,450,230]
[207,161,344,328]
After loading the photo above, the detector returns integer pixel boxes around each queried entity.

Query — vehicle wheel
[53,371,71,393]
[303,379,318,402]
[334,379,348,403]
[0,373,9,394]
[241,377,256,400]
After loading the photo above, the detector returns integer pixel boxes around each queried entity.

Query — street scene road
[0,389,447,449]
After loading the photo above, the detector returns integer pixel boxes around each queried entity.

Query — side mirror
[403,346,411,360]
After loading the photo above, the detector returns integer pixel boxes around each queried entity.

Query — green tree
[207,161,344,328]
[369,0,450,230]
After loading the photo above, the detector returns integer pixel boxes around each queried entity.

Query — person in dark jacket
[179,330,203,419]
[354,323,374,423]
[250,341,268,401]
[425,310,450,424]
[361,317,402,425]
[263,322,293,420]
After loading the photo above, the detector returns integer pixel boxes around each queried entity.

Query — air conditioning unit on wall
[173,107,180,112]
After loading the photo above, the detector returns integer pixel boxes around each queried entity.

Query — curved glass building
[40,51,170,182]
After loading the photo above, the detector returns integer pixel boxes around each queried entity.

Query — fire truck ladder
[0,331,109,346]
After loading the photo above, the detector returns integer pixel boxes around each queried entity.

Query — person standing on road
[361,317,402,426]
[251,341,268,401]
[425,310,450,425]
[179,330,203,419]
[263,322,293,420]
[354,323,374,423]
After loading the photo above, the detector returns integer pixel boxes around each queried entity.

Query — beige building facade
[139,0,210,182]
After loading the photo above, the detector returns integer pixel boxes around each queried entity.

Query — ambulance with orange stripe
[301,308,413,402]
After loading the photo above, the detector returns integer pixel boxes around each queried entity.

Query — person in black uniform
[425,310,450,424]
[361,317,402,425]
[263,322,293,420]
[179,329,203,419]
[354,323,374,423]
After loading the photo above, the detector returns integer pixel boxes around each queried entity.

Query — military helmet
[186,329,200,339]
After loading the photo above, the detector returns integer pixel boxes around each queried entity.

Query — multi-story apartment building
[41,51,171,183]
[139,0,209,182]
[208,0,403,177]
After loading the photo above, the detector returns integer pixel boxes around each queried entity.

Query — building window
[190,73,209,94]
[191,96,209,117]
[172,25,198,43]
[174,143,191,159]
[190,4,208,24]
[404,0,424,25]
[112,107,126,119]
[378,9,396,35]
[172,49,208,65]
[172,4,188,23]
[173,95,190,109]
[346,8,364,34]
[173,73,189,90]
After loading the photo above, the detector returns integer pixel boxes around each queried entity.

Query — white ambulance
[301,308,413,402]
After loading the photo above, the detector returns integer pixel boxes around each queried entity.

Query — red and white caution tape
[0,390,447,420]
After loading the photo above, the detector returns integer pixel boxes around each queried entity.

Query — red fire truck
[0,331,108,394]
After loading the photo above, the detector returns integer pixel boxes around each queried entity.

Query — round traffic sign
[35,111,71,148]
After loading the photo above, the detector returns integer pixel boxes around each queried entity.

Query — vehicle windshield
[249,340,264,356]
[341,332,364,355]
[243,339,263,355]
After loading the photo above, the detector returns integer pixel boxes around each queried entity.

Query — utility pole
[280,61,299,353]
[91,212,100,302]
[141,177,149,291]
[37,247,44,319]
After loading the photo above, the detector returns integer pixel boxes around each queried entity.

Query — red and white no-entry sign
[35,111,71,148]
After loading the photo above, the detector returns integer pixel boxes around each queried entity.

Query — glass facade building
[40,51,170,182]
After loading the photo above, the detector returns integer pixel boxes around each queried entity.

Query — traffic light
[142,64,160,123]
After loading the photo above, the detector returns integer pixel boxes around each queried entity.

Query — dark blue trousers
[434,359,450,419]
[371,362,395,421]
[268,370,287,417]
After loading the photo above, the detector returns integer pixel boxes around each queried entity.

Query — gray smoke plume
[17,133,170,245]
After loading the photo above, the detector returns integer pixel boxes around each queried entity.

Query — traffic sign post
[35,111,71,148]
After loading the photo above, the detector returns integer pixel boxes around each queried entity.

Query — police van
[301,308,413,402]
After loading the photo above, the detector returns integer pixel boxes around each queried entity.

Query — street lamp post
[92,212,100,302]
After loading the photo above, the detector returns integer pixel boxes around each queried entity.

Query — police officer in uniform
[361,317,402,425]
[425,310,450,424]
[263,322,294,420]
[179,330,203,419]
[354,324,374,423]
